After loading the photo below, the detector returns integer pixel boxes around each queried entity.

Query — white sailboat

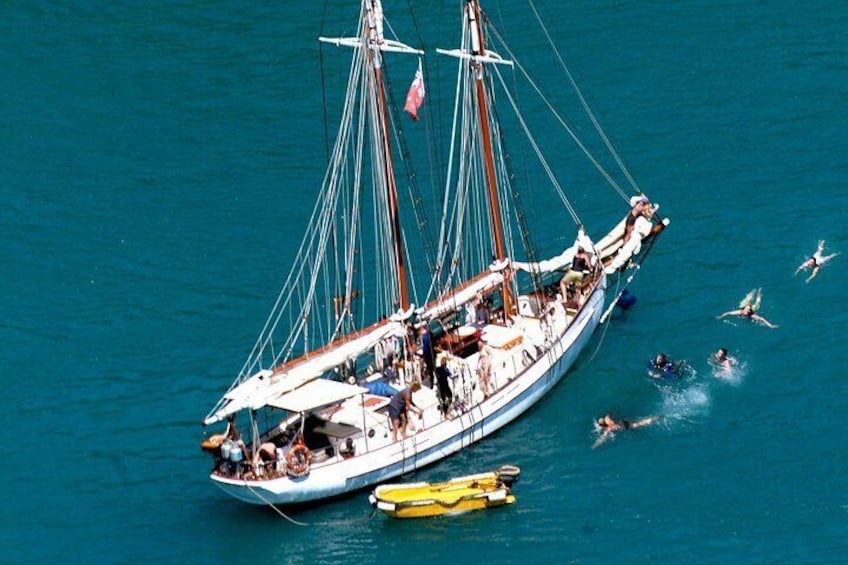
[200,0,668,506]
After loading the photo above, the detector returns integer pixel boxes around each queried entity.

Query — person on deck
[381,354,396,383]
[477,346,493,398]
[795,240,839,283]
[606,200,669,273]
[253,442,278,470]
[388,382,423,442]
[560,246,593,304]
[420,325,436,388]
[623,196,649,243]
[225,416,239,440]
[435,356,454,420]
[475,300,491,326]
[226,417,245,452]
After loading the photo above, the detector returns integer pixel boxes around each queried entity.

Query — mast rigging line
[485,21,631,204]
[398,0,452,284]
[525,0,642,197]
[235,23,371,386]
[490,65,582,227]
[499,35,544,279]
[590,231,663,362]
[380,61,440,295]
[318,0,332,165]
[231,4,445,388]
[428,18,470,304]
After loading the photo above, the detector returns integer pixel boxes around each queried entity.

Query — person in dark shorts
[388,382,422,442]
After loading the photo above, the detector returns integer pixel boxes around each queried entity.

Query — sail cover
[513,231,595,274]
[419,271,504,320]
[267,379,369,413]
[512,248,574,274]
[272,320,406,385]
[204,320,407,424]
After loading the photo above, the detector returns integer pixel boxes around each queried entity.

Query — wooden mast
[468,0,512,319]
[367,0,410,311]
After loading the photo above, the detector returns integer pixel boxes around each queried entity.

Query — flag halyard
[403,60,425,121]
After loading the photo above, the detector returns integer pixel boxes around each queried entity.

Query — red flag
[403,61,425,121]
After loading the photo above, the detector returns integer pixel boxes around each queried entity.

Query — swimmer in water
[592,412,660,448]
[648,352,683,379]
[718,288,777,328]
[795,240,838,283]
[652,353,670,370]
[710,347,736,376]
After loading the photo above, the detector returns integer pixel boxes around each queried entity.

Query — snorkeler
[795,240,838,283]
[718,288,778,328]
[592,412,660,448]
[647,352,683,379]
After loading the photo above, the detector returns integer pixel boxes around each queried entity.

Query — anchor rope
[243,480,377,527]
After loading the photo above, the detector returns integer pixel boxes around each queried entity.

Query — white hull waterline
[211,282,605,505]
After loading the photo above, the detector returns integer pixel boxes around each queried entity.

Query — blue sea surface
[3,1,847,562]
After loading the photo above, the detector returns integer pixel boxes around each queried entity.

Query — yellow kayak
[369,465,520,519]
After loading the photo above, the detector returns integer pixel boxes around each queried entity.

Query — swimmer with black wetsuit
[592,412,659,448]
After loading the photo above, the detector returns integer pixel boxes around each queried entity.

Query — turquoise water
[3,1,847,562]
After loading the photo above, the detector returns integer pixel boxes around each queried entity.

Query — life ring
[285,443,312,478]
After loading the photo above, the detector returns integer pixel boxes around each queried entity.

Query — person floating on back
[718,288,778,328]
[795,240,839,283]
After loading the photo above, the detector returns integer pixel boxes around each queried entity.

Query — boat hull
[210,279,606,505]
[369,466,519,518]
[376,492,515,518]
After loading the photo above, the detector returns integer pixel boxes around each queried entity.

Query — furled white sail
[513,231,596,274]
[419,271,504,321]
[204,320,406,425]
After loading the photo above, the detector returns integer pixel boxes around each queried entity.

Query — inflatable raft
[368,465,520,519]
